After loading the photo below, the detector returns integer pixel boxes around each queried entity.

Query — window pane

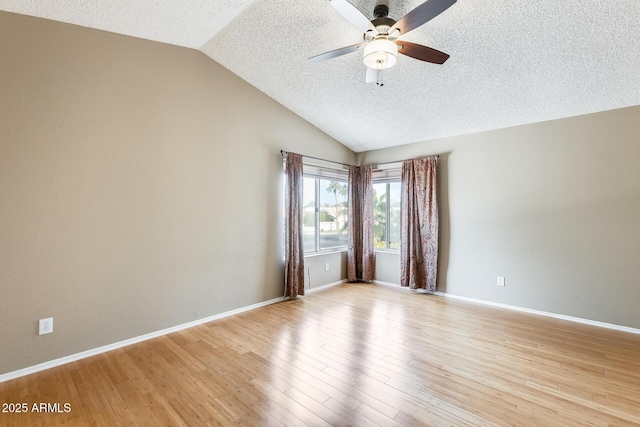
[319,179,348,250]
[373,183,387,249]
[303,177,316,252]
[388,182,401,250]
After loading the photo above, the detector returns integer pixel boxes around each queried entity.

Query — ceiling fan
[309,0,456,85]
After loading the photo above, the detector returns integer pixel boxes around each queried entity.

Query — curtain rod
[372,155,439,166]
[280,150,439,168]
[280,150,350,167]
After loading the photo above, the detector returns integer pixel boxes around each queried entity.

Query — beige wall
[0,11,354,375]
[359,106,640,329]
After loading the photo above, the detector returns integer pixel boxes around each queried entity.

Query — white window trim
[303,163,349,255]
[373,176,401,253]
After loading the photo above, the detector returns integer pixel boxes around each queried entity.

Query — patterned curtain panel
[284,153,305,298]
[347,165,375,282]
[400,157,439,290]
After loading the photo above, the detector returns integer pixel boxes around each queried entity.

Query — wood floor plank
[2,283,640,426]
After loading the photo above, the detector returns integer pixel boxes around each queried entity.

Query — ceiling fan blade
[308,43,367,62]
[397,41,449,64]
[366,67,379,84]
[330,0,377,34]
[390,0,456,35]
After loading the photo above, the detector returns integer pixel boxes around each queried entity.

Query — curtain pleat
[347,165,374,282]
[284,153,305,298]
[400,157,439,291]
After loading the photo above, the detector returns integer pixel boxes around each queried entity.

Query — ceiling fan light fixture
[363,38,398,69]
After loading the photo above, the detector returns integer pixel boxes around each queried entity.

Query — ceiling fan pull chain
[377,60,384,86]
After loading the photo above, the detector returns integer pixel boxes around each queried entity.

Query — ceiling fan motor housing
[365,1,398,69]
[373,3,389,19]
[371,0,396,36]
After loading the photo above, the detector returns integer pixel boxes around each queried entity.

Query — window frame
[372,178,401,252]
[303,174,349,255]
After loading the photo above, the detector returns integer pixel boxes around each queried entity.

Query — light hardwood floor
[2,283,640,426]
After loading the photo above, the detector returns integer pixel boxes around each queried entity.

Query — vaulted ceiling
[3,0,640,152]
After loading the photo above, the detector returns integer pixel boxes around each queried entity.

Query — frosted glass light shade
[363,38,398,69]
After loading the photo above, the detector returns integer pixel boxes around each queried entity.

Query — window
[372,181,401,250]
[303,177,348,253]
[302,177,317,251]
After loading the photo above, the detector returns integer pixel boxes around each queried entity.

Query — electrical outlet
[39,317,53,335]
[497,277,505,287]
[325,263,330,271]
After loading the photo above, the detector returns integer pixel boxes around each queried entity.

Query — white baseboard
[372,280,640,336]
[0,280,348,384]
[306,279,348,294]
[0,296,285,384]
[6,279,637,384]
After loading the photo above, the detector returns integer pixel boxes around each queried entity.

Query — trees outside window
[303,176,397,253]
[303,177,348,253]
[372,181,401,250]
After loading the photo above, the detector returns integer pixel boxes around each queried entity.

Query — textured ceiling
[0,0,256,48]
[3,0,640,152]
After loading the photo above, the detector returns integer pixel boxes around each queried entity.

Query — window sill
[374,249,400,255]
[304,249,348,258]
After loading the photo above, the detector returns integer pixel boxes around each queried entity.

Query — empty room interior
[1,0,640,425]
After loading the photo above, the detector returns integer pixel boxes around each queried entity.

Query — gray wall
[304,251,348,290]
[373,252,401,285]
[0,12,354,375]
[359,106,640,329]
[3,8,639,377]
